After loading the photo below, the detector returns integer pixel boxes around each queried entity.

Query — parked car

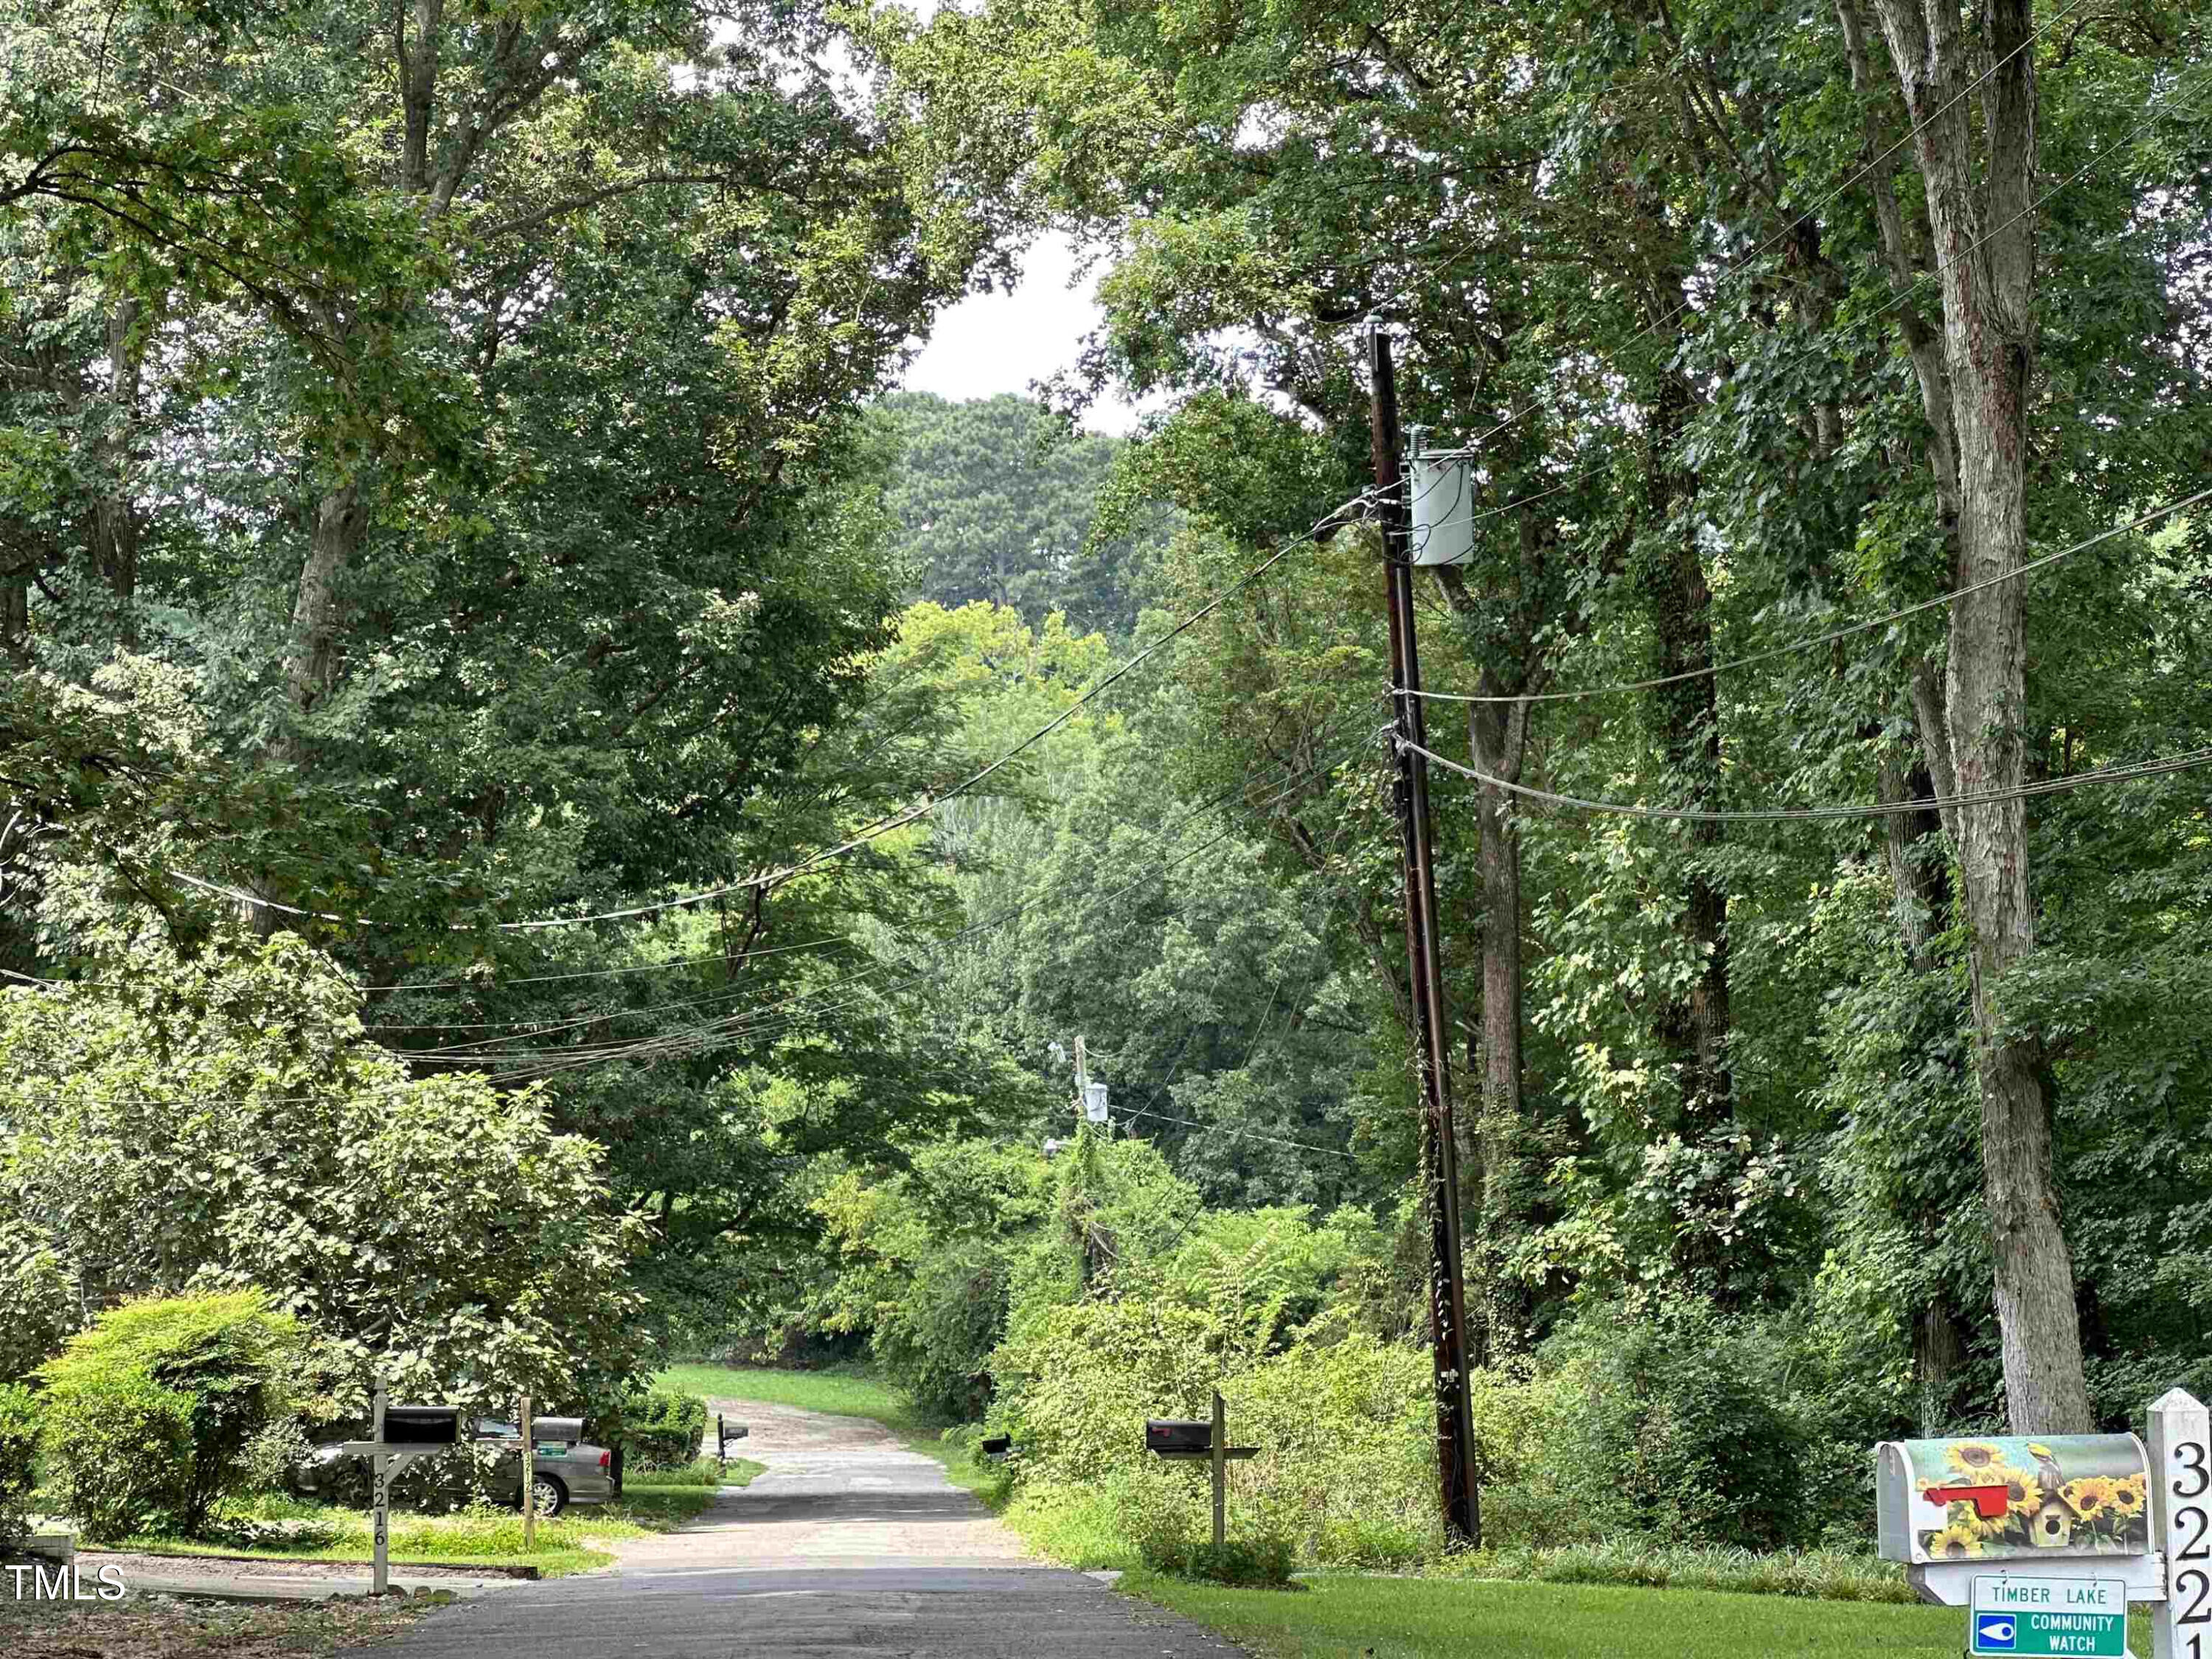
[289,1416,616,1517]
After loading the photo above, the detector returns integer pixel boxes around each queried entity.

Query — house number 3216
[2157,1391,2212,1659]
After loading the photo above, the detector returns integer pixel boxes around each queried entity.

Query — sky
[900,233,1156,435]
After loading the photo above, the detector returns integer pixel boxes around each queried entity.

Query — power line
[1408,487,2212,706]
[445,737,1373,1079]
[159,490,1376,938]
[1403,737,2212,824]
[358,933,855,1011]
[0,736,1374,1108]
[1399,51,2212,577]
[1119,1103,1363,1161]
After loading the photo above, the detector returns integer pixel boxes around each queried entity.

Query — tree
[0,933,650,1411]
[1855,0,2089,1432]
[874,392,1165,634]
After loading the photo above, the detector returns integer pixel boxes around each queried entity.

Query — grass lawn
[657,1363,927,1432]
[104,1480,732,1579]
[1123,1573,2160,1659]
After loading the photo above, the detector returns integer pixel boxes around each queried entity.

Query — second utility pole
[1368,320,1480,1550]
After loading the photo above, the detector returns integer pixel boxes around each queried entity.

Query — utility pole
[1073,1034,1089,1138]
[1368,320,1481,1550]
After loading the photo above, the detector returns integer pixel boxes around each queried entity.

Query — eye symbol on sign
[1975,1615,2017,1649]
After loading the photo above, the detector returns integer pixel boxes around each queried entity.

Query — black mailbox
[980,1434,1011,1456]
[1146,1419,1211,1456]
[382,1405,462,1445]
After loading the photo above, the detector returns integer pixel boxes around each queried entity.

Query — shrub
[237,1416,316,1495]
[0,1382,39,1539]
[989,1298,1439,1569]
[623,1387,709,1470]
[1523,1303,1814,1551]
[1138,1532,1299,1587]
[39,1290,305,1540]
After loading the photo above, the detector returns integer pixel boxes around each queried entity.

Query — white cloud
[902,233,1158,434]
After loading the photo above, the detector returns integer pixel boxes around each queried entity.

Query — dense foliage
[874,392,1167,634]
[2,0,2208,1575]
[0,1382,35,1540]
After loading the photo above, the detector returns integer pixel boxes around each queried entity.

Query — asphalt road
[344,1397,1245,1658]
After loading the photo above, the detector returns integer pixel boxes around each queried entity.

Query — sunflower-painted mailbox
[1877,1397,2212,1659]
[1877,1434,2152,1580]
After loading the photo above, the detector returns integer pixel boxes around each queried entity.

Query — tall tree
[1862,0,2090,1432]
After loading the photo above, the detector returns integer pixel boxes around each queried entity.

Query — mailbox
[381,1405,462,1446]
[980,1434,1011,1456]
[532,1416,585,1444]
[1147,1419,1211,1457]
[1875,1434,2154,1605]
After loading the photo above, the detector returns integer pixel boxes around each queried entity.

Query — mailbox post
[715,1414,749,1475]
[1211,1392,1226,1551]
[341,1391,461,1596]
[1146,1397,1257,1555]
[2149,1388,2212,1659]
[370,1390,386,1594]
[520,1395,535,1552]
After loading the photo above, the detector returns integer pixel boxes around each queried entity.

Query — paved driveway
[345,1397,1244,1658]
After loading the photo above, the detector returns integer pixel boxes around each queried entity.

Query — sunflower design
[2062,1477,2117,1521]
[1926,1524,1984,1559]
[2029,1499,2076,1549]
[2003,1468,2045,1518]
[2112,1474,2147,1518]
[1947,1441,2008,1481]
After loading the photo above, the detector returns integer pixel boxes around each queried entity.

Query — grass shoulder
[1118,1571,2160,1659]
[100,1484,726,1579]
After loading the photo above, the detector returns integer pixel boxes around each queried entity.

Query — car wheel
[528,1475,567,1519]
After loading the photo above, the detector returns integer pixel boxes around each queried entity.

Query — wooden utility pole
[1368,321,1481,1549]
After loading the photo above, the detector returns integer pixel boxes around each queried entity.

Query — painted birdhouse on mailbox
[1876,1434,2152,1566]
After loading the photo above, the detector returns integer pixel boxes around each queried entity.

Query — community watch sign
[1970,1576,2126,1657]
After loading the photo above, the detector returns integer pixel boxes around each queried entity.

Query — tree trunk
[1868,0,2093,1433]
[1,574,25,664]
[284,479,371,726]
[1913,1297,1970,1436]
[1877,750,1950,968]
[1638,378,1732,1129]
[1469,695,1533,1358]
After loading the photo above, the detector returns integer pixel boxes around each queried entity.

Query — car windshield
[476,1420,521,1439]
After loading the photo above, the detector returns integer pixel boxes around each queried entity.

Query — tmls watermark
[7,1563,127,1601]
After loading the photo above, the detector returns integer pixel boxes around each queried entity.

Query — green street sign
[1970,1576,2127,1657]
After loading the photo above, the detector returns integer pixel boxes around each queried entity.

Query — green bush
[989,1298,1440,1569]
[38,1290,305,1540]
[0,1381,40,1538]
[623,1387,709,1470]
[1521,1304,1815,1551]
[1129,1471,1298,1587]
